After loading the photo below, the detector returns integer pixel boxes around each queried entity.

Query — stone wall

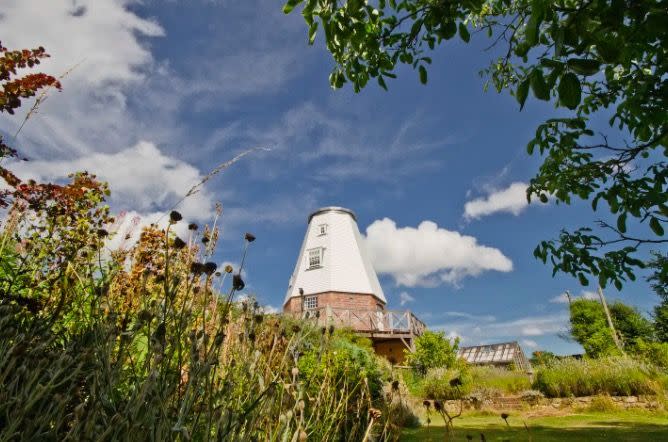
[441,395,662,412]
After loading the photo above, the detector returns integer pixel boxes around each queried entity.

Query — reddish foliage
[0,41,62,207]
[0,41,61,114]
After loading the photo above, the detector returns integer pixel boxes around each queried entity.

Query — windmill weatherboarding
[284,206,425,364]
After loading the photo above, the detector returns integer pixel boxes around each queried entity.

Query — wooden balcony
[300,307,426,339]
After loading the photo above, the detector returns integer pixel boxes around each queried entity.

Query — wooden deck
[300,307,426,339]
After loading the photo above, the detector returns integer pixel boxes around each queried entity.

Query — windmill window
[318,224,327,236]
[307,247,323,269]
[304,295,318,310]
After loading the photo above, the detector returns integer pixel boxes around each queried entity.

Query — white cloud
[431,312,569,345]
[364,218,513,287]
[550,290,599,304]
[9,141,215,221]
[399,291,415,306]
[0,0,166,157]
[464,182,529,220]
[522,339,539,349]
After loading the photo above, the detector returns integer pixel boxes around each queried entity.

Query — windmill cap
[308,206,357,223]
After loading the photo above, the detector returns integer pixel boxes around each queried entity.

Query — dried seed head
[391,380,400,391]
[291,367,299,377]
[97,228,108,237]
[173,236,186,249]
[369,408,382,419]
[203,262,217,275]
[232,274,245,290]
[224,264,233,273]
[423,400,431,409]
[188,223,198,231]
[169,211,182,223]
[298,430,307,441]
[190,262,204,275]
[433,400,443,412]
[244,232,256,242]
[328,325,335,335]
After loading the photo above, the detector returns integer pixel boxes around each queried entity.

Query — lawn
[400,410,668,441]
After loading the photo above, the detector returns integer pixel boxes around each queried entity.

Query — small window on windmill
[318,224,327,236]
[307,247,323,269]
[304,295,318,310]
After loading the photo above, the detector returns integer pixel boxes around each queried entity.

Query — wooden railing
[300,307,426,337]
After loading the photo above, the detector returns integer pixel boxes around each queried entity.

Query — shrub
[405,330,459,374]
[533,356,662,398]
[636,340,668,369]
[421,366,472,400]
[586,395,618,412]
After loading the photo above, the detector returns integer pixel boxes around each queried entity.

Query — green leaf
[377,75,388,91]
[282,0,299,14]
[650,217,664,236]
[567,59,601,76]
[617,213,627,233]
[530,69,550,101]
[439,21,457,40]
[419,65,428,85]
[578,273,589,286]
[410,19,423,40]
[458,22,470,43]
[558,72,581,110]
[308,22,318,44]
[516,78,530,110]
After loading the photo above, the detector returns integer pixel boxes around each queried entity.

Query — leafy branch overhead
[285,0,668,290]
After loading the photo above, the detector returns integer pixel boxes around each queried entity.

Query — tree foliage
[285,0,668,291]
[569,298,655,357]
[405,330,459,373]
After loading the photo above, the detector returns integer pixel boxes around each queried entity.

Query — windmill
[284,207,425,364]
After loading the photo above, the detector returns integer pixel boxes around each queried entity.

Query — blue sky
[0,0,662,355]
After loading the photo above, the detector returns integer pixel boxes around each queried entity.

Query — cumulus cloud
[550,290,599,304]
[464,182,529,220]
[399,292,415,306]
[9,141,215,221]
[364,218,513,287]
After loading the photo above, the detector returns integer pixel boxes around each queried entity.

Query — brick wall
[283,291,385,314]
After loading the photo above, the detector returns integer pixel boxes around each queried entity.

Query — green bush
[421,366,472,400]
[405,330,459,374]
[586,395,618,412]
[533,356,663,398]
[636,340,668,369]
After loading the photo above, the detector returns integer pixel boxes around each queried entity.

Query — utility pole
[597,285,624,353]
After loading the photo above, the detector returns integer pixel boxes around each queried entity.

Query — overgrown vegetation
[533,356,666,398]
[0,43,402,441]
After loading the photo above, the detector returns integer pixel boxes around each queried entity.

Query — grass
[401,410,668,441]
[534,356,665,397]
